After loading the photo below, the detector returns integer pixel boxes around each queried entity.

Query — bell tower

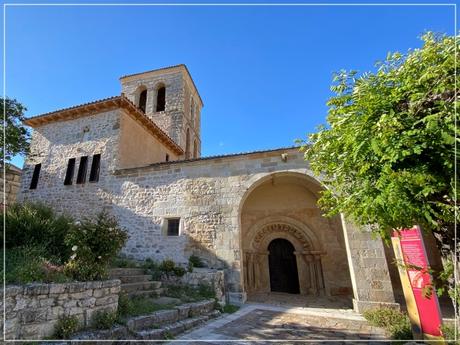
[120,64,203,159]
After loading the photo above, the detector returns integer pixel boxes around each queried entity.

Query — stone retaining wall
[1,279,121,340]
[181,268,225,303]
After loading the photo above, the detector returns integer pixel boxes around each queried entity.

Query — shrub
[92,310,118,330]
[2,202,74,262]
[188,255,205,268]
[117,292,134,318]
[2,246,70,284]
[442,323,459,344]
[53,315,79,339]
[159,259,186,277]
[363,308,412,340]
[64,211,128,281]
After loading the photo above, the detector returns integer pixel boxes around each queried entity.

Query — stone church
[19,64,408,311]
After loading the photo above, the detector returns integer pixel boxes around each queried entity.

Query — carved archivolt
[253,223,312,251]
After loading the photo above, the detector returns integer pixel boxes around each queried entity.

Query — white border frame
[2,2,457,343]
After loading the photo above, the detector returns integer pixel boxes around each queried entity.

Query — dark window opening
[139,90,147,113]
[29,164,41,190]
[89,154,101,182]
[167,218,180,236]
[156,87,166,112]
[165,154,170,162]
[76,156,88,184]
[64,158,76,185]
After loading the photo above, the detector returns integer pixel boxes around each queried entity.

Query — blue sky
[4,3,455,168]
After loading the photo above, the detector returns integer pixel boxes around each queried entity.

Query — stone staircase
[70,299,220,341]
[109,268,163,297]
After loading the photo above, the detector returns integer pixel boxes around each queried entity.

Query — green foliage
[222,304,240,314]
[0,97,30,163]
[117,292,134,318]
[188,255,205,268]
[117,294,178,318]
[64,211,128,281]
[53,315,80,339]
[163,331,175,340]
[165,283,215,303]
[110,257,141,268]
[2,245,70,284]
[159,259,186,277]
[91,310,118,330]
[2,202,74,263]
[301,32,457,249]
[442,323,460,344]
[363,308,412,340]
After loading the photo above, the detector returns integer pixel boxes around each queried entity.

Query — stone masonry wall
[121,69,201,158]
[19,109,121,218]
[1,164,22,206]
[1,280,120,340]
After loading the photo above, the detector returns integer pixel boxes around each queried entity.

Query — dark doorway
[268,238,300,294]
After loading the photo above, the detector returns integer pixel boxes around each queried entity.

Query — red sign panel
[392,226,443,338]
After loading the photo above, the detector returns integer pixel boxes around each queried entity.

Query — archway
[268,238,300,294]
[239,172,353,300]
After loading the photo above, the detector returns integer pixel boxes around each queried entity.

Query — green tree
[300,32,458,298]
[0,97,30,163]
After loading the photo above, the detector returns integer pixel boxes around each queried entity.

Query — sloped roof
[23,95,184,155]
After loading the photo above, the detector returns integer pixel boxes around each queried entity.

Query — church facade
[19,65,400,312]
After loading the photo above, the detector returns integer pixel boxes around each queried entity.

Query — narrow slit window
[64,158,76,185]
[156,87,166,112]
[29,163,41,190]
[139,90,147,113]
[89,154,101,182]
[165,154,170,162]
[76,156,88,184]
[167,218,180,236]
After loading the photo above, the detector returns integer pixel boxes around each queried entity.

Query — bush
[442,323,459,344]
[53,315,79,339]
[2,202,74,263]
[363,308,412,340]
[117,292,134,318]
[92,310,118,330]
[2,246,70,284]
[159,259,186,277]
[64,212,128,281]
[188,255,205,268]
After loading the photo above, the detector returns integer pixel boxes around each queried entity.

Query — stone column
[341,215,399,312]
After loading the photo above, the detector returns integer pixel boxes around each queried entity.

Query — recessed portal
[268,238,300,294]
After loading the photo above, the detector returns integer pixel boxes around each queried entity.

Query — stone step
[135,313,220,340]
[127,299,215,332]
[127,288,164,298]
[109,268,146,277]
[118,274,153,284]
[121,281,162,293]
